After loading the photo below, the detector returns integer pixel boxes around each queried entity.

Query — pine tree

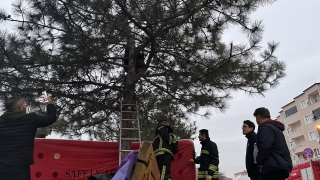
[0,0,285,147]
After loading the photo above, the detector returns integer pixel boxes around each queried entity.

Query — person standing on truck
[190,129,219,180]
[153,119,178,180]
[0,96,57,180]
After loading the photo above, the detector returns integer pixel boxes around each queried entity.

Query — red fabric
[31,139,196,180]
[31,139,119,180]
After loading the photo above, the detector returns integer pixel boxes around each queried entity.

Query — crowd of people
[153,107,292,180]
[0,96,292,180]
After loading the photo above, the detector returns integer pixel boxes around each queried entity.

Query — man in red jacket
[0,96,57,180]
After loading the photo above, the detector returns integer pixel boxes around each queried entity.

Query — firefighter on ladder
[153,119,177,180]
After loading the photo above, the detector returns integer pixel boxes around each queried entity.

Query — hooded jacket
[256,120,292,174]
[0,104,57,166]
[245,131,261,177]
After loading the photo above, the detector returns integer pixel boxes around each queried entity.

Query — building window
[292,155,299,163]
[285,106,298,118]
[300,99,309,109]
[312,107,320,120]
[308,131,317,141]
[314,148,320,157]
[304,114,312,124]
[290,141,296,148]
[287,127,293,134]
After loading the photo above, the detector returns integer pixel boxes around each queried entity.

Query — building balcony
[307,89,320,108]
[286,117,301,126]
[309,97,320,105]
[289,128,304,139]
[292,143,306,154]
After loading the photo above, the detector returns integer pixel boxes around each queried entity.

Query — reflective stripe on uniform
[212,170,219,179]
[197,170,208,178]
[154,148,173,157]
[154,134,164,153]
[209,164,217,171]
[201,150,209,154]
[198,169,219,179]
[161,165,166,180]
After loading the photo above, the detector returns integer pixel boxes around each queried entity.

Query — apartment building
[276,83,320,165]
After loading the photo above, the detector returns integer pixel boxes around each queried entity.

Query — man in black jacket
[0,96,57,180]
[242,120,262,180]
[153,119,175,180]
[254,107,292,180]
[191,129,219,180]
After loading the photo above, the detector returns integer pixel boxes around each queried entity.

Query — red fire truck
[287,160,320,180]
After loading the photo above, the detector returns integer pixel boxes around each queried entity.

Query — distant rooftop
[281,83,320,109]
[234,170,247,176]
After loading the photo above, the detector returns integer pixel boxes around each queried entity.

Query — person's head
[4,97,26,112]
[253,107,271,125]
[158,119,168,126]
[242,120,255,135]
[198,129,209,141]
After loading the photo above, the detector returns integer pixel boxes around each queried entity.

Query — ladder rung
[120,150,133,152]
[121,128,139,130]
[121,138,140,141]
[122,111,137,113]
[122,119,137,121]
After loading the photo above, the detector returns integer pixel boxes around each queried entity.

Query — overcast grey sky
[1,0,320,178]
[191,0,320,177]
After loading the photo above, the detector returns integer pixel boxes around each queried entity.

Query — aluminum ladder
[119,102,141,164]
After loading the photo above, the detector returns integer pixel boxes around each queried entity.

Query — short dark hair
[253,107,271,119]
[199,129,209,138]
[158,119,167,124]
[4,97,23,110]
[243,120,255,131]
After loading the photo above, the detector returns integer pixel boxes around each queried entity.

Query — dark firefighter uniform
[153,124,175,180]
[194,138,219,180]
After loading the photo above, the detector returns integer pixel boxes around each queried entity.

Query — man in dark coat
[153,119,175,180]
[242,120,262,180]
[0,96,57,180]
[254,107,292,180]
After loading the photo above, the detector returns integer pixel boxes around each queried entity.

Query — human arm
[208,142,219,176]
[36,97,57,127]
[189,156,200,164]
[194,156,200,164]
[168,126,175,144]
[189,149,200,164]
[256,126,275,166]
